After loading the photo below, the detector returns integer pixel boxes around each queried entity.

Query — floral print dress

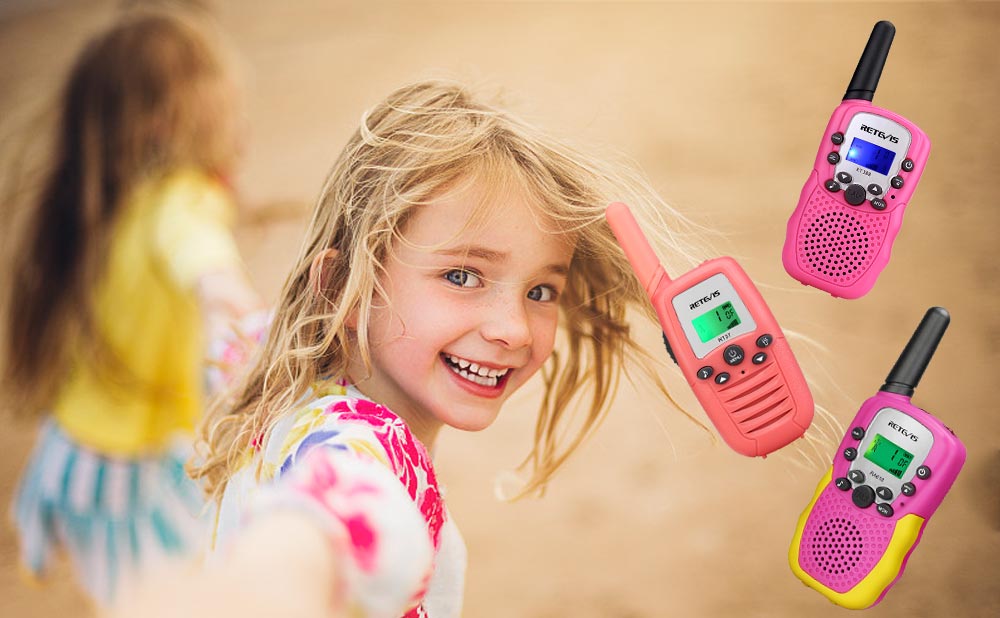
[213,382,466,618]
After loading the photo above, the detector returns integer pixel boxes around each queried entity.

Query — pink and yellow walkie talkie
[790,307,965,609]
[606,202,813,457]
[783,21,930,298]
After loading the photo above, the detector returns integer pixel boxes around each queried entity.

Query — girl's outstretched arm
[112,510,342,618]
[115,437,435,617]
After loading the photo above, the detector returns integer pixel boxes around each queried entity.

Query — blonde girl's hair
[195,80,712,499]
[0,8,241,416]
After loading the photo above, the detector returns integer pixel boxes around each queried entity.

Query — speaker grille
[798,485,895,592]
[718,362,793,437]
[795,188,889,283]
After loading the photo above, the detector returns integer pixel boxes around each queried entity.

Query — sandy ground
[1,1,998,616]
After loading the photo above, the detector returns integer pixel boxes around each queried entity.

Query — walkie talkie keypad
[823,112,914,215]
[838,409,937,521]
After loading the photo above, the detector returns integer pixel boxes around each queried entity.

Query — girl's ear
[309,248,340,298]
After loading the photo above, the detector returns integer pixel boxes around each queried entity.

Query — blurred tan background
[1,1,998,616]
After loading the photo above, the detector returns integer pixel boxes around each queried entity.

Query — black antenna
[880,307,950,397]
[843,20,896,102]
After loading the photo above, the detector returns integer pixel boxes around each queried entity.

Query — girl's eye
[527,285,557,302]
[444,269,481,288]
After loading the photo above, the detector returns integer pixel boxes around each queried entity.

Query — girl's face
[349,183,574,446]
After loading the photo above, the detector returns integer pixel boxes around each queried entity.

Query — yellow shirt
[53,169,242,455]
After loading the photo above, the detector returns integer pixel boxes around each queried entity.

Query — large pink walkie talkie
[782,21,930,299]
[607,202,813,457]
[789,307,966,609]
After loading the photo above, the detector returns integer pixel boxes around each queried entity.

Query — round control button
[876,486,894,501]
[824,179,841,192]
[871,198,887,211]
[845,184,867,206]
[714,372,730,385]
[697,366,713,380]
[751,352,767,365]
[876,502,895,517]
[835,477,852,491]
[827,152,841,165]
[723,345,744,366]
[848,469,866,484]
[891,175,904,189]
[756,334,773,348]
[901,482,916,496]
[901,158,914,172]
[836,171,853,184]
[843,447,857,461]
[831,132,845,145]
[852,485,876,509]
[851,426,865,440]
[916,465,932,480]
[867,183,883,196]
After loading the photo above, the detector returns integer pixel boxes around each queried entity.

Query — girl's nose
[480,293,532,349]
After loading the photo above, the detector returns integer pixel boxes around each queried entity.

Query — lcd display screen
[863,433,915,479]
[691,301,741,343]
[846,137,896,176]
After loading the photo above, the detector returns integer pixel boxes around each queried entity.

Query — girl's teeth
[445,354,510,387]
[457,368,498,387]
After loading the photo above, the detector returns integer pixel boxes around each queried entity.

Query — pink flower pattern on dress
[268,391,445,617]
[324,399,445,549]
[289,450,382,573]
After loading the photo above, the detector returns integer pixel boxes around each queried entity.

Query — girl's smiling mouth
[441,353,511,389]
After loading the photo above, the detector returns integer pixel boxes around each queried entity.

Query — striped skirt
[10,419,211,606]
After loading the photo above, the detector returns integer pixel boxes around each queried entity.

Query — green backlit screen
[863,433,915,479]
[691,301,741,343]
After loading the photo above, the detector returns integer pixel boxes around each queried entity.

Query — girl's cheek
[534,315,561,359]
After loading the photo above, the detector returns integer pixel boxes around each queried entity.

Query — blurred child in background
[111,80,713,618]
[1,6,260,607]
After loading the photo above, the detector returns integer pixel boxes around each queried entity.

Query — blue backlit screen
[846,137,896,176]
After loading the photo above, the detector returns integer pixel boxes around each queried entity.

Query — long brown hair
[194,81,712,499]
[0,8,240,416]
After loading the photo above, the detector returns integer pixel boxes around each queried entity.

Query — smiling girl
[180,80,709,618]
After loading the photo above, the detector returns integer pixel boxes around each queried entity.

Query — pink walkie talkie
[607,202,813,457]
[789,307,965,609]
[782,21,930,299]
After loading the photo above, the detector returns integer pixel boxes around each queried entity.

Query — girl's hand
[110,511,342,618]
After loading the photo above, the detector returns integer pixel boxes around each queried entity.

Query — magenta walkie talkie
[782,21,930,298]
[789,307,966,609]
